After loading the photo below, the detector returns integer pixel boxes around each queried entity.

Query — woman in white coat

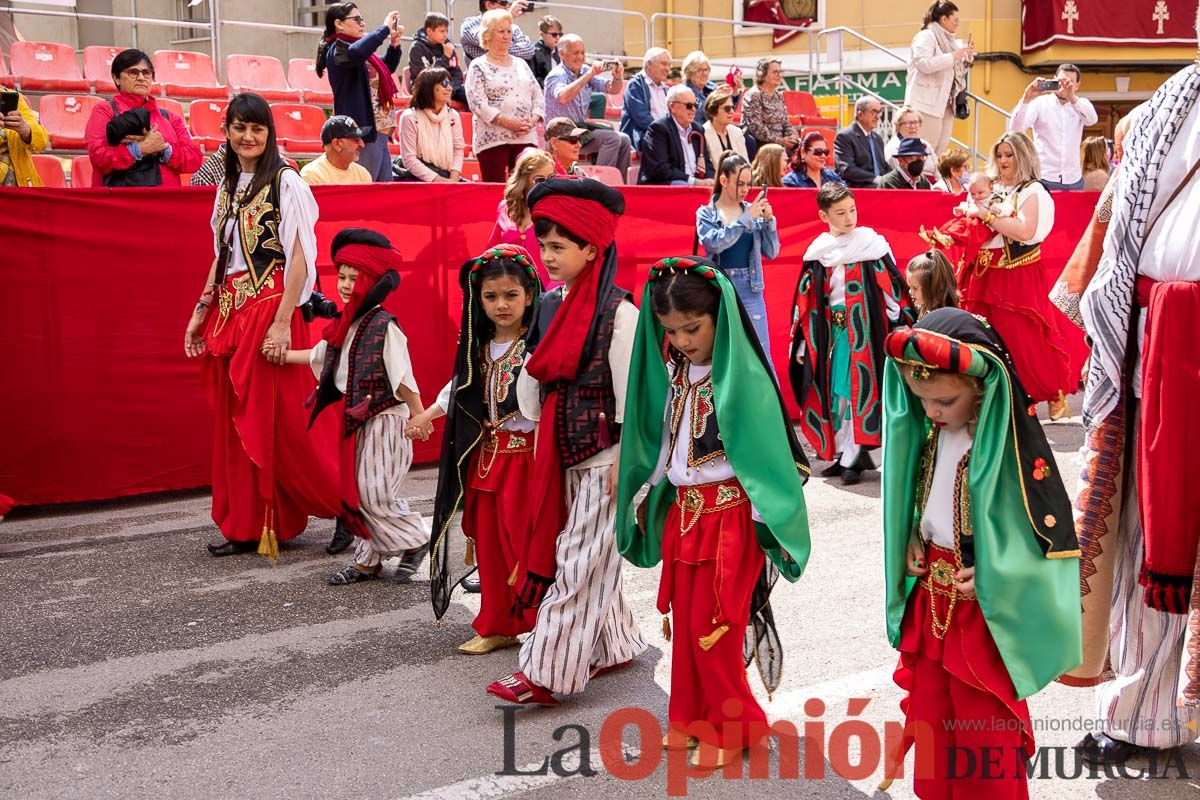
[904,2,974,158]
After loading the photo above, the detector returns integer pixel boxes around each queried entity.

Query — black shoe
[1076,732,1150,766]
[326,519,354,555]
[393,544,429,583]
[841,450,877,485]
[461,572,482,593]
[819,458,843,478]
[206,540,258,557]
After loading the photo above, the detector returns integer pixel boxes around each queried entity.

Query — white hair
[854,95,880,115]
[666,84,695,103]
[643,47,670,69]
[557,33,584,54]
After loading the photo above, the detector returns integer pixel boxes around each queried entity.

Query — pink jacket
[84,91,204,186]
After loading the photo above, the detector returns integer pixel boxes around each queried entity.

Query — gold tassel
[256,507,279,562]
[698,624,729,651]
[507,561,520,587]
[661,616,671,642]
[464,538,475,566]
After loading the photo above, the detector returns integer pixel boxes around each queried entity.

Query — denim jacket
[695,201,781,292]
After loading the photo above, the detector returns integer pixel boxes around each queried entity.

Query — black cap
[321,115,371,145]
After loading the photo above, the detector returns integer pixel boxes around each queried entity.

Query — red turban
[323,242,405,349]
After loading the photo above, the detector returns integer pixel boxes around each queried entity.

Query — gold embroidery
[231,270,275,309]
[716,484,741,506]
[507,434,527,450]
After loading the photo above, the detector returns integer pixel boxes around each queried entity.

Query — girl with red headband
[280,228,432,585]
[486,177,647,707]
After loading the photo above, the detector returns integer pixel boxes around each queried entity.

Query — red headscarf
[323,243,405,348]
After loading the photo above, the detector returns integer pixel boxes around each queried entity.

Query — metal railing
[648,11,818,64]
[444,0,649,57]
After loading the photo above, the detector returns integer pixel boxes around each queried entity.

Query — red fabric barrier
[0,185,1097,506]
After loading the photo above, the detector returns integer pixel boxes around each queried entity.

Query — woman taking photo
[905,2,974,158]
[960,132,1085,421]
[316,3,405,182]
[183,93,341,559]
[696,152,780,359]
[465,9,545,183]
[740,58,797,153]
[487,148,556,283]
[750,142,786,188]
[702,86,749,167]
[397,67,465,182]
[783,131,845,188]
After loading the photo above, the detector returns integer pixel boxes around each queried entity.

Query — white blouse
[307,316,419,417]
[434,339,535,433]
[982,180,1054,249]
[919,425,973,550]
[210,169,319,305]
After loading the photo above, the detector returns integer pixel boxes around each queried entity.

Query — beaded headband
[467,244,540,285]
[648,256,721,282]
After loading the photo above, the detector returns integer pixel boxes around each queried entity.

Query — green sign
[788,69,907,102]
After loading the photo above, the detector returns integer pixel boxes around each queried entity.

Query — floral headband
[648,255,722,283]
[467,243,540,285]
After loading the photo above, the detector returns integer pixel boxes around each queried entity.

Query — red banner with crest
[1022,0,1199,52]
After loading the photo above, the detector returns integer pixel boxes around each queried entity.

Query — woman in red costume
[183,93,341,559]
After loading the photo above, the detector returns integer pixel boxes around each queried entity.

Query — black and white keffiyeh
[1080,65,1200,427]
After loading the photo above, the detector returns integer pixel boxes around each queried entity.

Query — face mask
[907,159,926,177]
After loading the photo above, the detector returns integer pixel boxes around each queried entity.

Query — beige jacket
[904,27,958,119]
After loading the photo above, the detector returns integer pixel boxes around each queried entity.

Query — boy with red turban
[281,228,431,585]
[487,177,647,707]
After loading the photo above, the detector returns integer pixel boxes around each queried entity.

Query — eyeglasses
[123,68,154,79]
[554,135,581,144]
[809,149,829,157]
[347,14,365,23]
[866,109,882,116]
[671,102,697,110]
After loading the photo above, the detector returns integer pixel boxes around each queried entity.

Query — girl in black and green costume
[617,256,811,769]
[880,307,1081,799]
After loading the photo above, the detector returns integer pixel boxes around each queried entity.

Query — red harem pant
[959,247,1088,403]
[464,428,538,637]
[201,269,340,543]
[658,479,765,750]
[893,545,1034,800]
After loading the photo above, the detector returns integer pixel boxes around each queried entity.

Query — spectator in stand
[930,147,970,192]
[396,67,465,183]
[702,86,749,167]
[85,49,203,187]
[637,85,712,186]
[878,137,933,189]
[315,4,405,183]
[905,1,974,158]
[300,116,372,185]
[1,91,48,187]
[740,58,798,154]
[750,142,786,188]
[682,51,716,124]
[545,117,586,176]
[1080,136,1110,192]
[1008,64,1098,190]
[619,47,671,149]
[884,105,936,176]
[462,0,536,64]
[465,9,546,182]
[834,96,887,188]
[531,15,562,86]
[407,13,466,106]
[783,131,845,188]
[543,34,630,180]
[488,148,556,282]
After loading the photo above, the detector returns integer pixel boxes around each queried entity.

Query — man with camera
[0,90,48,186]
[543,34,631,181]
[461,0,536,64]
[1008,64,1098,191]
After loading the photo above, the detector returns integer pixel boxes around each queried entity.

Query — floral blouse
[740,87,793,146]
[464,56,545,154]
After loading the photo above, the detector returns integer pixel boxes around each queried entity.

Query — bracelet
[193,302,208,315]
[984,212,996,226]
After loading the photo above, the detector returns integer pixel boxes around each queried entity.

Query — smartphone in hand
[0,90,18,116]
[1036,79,1061,93]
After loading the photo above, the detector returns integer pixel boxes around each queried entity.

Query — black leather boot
[326,519,354,555]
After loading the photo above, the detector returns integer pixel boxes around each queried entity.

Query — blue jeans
[1042,177,1084,191]
[724,268,773,372]
[357,135,393,183]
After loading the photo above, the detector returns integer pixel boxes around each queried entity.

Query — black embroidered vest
[668,358,723,467]
[553,288,629,467]
[483,338,525,427]
[310,306,403,436]
[997,179,1043,269]
[215,166,291,296]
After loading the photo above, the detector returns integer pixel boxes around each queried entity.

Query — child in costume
[280,228,431,585]
[412,243,544,655]
[879,307,1082,799]
[919,172,996,289]
[905,250,959,318]
[788,182,914,485]
[617,256,812,769]
[486,177,647,707]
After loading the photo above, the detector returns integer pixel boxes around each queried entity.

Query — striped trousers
[1097,462,1200,748]
[518,463,647,695]
[352,412,429,569]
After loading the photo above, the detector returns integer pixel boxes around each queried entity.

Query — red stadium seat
[155,96,186,121]
[604,90,624,121]
[70,155,94,187]
[153,50,226,100]
[287,58,333,105]
[226,54,301,102]
[800,127,837,167]
[271,103,326,154]
[0,50,14,88]
[31,154,67,187]
[84,46,121,93]
[39,94,103,149]
[579,164,624,186]
[10,41,89,92]
[189,99,229,152]
[782,90,837,128]
[460,161,481,182]
[459,111,473,158]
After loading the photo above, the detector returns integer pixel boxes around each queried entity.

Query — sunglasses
[346,14,365,23]
[547,31,562,37]
[554,135,581,144]
[809,149,829,157]
[671,102,697,110]
[719,104,734,113]
[440,78,453,88]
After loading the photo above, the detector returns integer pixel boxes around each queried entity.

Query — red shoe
[590,659,633,679]
[486,672,560,707]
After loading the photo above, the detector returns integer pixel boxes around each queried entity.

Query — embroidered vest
[483,338,525,427]
[668,358,723,467]
[553,287,630,467]
[997,179,1042,269]
[310,306,403,436]
[215,166,291,296]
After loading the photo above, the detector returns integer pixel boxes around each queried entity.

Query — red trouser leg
[906,649,955,800]
[946,673,1030,800]
[466,486,529,637]
[667,560,703,739]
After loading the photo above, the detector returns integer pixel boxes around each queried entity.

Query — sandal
[486,671,560,707]
[327,565,379,585]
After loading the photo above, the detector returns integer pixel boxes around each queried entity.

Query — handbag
[392,154,452,181]
[954,89,970,121]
